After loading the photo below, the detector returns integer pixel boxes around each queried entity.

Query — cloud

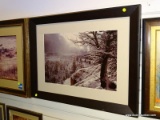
[44,33,79,55]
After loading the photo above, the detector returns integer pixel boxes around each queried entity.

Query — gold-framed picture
[0,102,6,120]
[0,19,30,97]
[7,106,42,120]
[142,18,160,118]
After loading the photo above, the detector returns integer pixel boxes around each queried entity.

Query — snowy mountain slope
[68,64,102,89]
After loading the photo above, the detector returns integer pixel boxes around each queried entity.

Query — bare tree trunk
[100,55,110,89]
[71,77,76,85]
[100,56,117,90]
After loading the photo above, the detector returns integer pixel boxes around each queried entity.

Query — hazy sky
[0,35,16,49]
[44,33,83,55]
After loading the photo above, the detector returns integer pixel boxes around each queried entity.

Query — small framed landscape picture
[7,106,42,120]
[142,18,160,118]
[0,103,6,120]
[0,19,30,97]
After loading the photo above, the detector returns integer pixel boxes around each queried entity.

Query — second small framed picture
[0,103,6,120]
[7,106,42,120]
[0,19,30,97]
[142,18,160,118]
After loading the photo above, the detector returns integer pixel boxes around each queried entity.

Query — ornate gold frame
[142,18,160,118]
[0,103,5,120]
[0,19,30,97]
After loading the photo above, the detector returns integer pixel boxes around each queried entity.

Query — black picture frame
[142,18,160,119]
[29,4,141,115]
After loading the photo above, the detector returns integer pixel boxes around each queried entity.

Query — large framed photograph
[30,5,141,115]
[142,18,160,118]
[0,19,30,97]
[0,103,6,120]
[7,106,42,120]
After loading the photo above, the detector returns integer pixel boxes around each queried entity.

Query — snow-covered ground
[63,64,102,89]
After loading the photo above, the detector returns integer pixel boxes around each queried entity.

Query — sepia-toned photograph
[0,35,17,80]
[44,30,117,91]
